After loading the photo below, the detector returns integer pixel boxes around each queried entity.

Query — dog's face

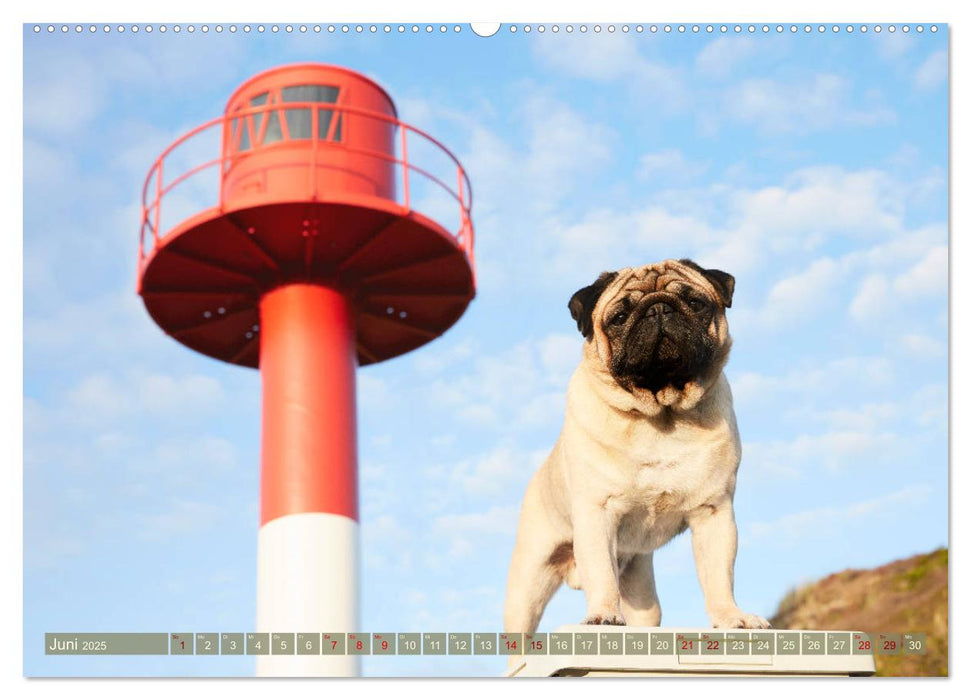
[569,259,735,411]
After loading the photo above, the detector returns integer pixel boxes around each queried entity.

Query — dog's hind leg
[619,552,662,627]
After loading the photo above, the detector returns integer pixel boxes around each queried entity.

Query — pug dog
[503,259,769,636]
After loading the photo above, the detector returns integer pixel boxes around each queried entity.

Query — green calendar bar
[45,633,169,655]
[42,630,927,655]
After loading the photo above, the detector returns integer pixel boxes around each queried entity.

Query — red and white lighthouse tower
[137,64,475,676]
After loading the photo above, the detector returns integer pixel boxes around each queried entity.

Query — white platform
[505,625,876,677]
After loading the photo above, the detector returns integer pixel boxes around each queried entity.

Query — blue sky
[23,23,948,677]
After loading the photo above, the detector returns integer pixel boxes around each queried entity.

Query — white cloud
[434,505,520,557]
[542,165,915,285]
[846,245,946,322]
[461,89,614,222]
[545,205,719,281]
[358,373,393,411]
[412,338,477,374]
[695,37,757,77]
[900,334,947,359]
[25,291,165,365]
[754,257,841,327]
[537,333,581,385]
[532,34,684,108]
[361,513,415,572]
[739,440,802,479]
[915,50,947,91]
[24,51,106,137]
[151,436,238,478]
[849,274,892,321]
[875,32,917,60]
[66,370,225,422]
[654,535,695,576]
[730,356,894,407]
[136,499,227,541]
[434,505,519,536]
[912,383,947,429]
[638,149,708,182]
[402,589,427,608]
[426,333,578,430]
[359,462,402,520]
[429,89,618,297]
[804,401,902,433]
[27,369,247,508]
[731,369,944,482]
[534,33,641,81]
[361,445,536,573]
[893,245,947,296]
[402,584,503,634]
[522,93,613,186]
[742,429,905,480]
[25,35,245,140]
[731,167,905,244]
[394,95,437,128]
[726,74,895,134]
[24,529,86,570]
[430,434,456,448]
[23,137,80,195]
[842,222,946,270]
[748,484,932,541]
[444,445,547,497]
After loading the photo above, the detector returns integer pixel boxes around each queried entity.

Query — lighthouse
[137,64,475,675]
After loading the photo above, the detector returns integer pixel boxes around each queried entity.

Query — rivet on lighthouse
[137,64,476,675]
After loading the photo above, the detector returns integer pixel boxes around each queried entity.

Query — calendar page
[20,5,950,683]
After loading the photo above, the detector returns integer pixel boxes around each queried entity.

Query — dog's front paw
[709,608,771,629]
[581,612,627,626]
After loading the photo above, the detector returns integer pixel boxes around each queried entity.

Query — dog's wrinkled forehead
[569,259,734,340]
[606,261,715,306]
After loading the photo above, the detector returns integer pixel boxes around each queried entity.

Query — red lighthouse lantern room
[137,64,475,676]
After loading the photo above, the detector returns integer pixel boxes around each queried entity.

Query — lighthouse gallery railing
[138,101,475,281]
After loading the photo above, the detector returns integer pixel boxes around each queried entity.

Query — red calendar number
[707,640,719,651]
[381,640,388,650]
[884,640,896,651]
[681,639,694,651]
[530,640,543,651]
[505,640,517,650]
[356,640,363,650]
[858,639,871,651]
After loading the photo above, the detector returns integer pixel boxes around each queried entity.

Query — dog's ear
[569,271,618,339]
[679,259,735,308]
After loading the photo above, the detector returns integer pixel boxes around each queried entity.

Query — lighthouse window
[249,92,269,140]
[281,84,340,103]
[262,109,284,145]
[234,113,251,152]
[281,85,342,141]
[285,106,313,139]
[234,92,270,152]
[246,92,287,146]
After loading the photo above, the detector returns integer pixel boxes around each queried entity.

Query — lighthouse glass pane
[249,92,269,141]
[332,112,343,141]
[281,85,342,142]
[285,108,313,139]
[318,107,339,141]
[262,109,284,145]
[237,118,251,152]
[281,84,340,104]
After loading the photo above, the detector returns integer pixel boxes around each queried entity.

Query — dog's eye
[609,311,628,326]
[688,299,708,312]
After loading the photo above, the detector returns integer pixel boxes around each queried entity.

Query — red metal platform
[137,64,475,368]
